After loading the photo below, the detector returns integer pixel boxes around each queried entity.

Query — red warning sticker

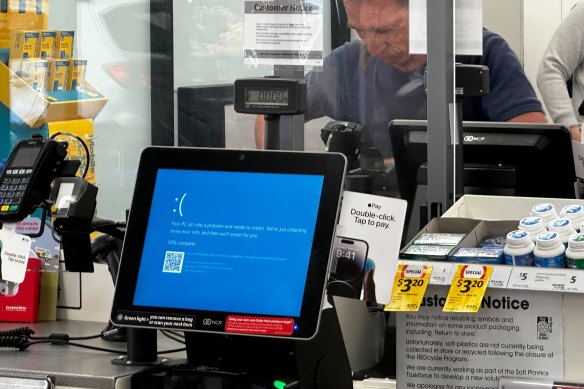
[225,315,295,336]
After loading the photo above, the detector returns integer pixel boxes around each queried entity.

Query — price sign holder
[443,264,492,313]
[385,264,432,311]
[508,266,584,292]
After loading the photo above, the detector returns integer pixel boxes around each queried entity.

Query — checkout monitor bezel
[110,147,346,340]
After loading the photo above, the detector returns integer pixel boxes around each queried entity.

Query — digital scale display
[245,88,289,106]
[234,78,306,115]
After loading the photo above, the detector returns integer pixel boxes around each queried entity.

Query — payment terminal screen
[132,169,325,317]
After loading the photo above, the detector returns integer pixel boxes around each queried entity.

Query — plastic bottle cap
[519,216,544,231]
[568,233,584,250]
[506,230,530,247]
[536,231,561,248]
[532,203,555,215]
[561,204,583,217]
[548,218,574,234]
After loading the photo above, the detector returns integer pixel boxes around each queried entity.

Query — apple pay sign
[0,226,32,283]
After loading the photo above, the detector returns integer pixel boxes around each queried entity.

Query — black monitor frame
[389,120,576,233]
[110,147,346,341]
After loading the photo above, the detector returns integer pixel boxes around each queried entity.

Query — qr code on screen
[162,251,184,273]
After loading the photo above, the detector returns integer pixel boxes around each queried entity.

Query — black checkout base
[0,300,387,388]
[130,307,354,389]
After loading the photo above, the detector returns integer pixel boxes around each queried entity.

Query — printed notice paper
[336,191,407,304]
[243,0,323,66]
[409,0,483,55]
[397,286,563,389]
[0,224,32,283]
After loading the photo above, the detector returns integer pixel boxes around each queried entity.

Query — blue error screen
[133,169,325,317]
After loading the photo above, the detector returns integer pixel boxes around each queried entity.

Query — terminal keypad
[0,169,32,214]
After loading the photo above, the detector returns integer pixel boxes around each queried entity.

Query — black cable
[166,330,185,339]
[157,347,187,355]
[1,327,186,355]
[49,131,91,179]
[24,339,186,355]
[0,327,35,337]
[51,227,62,244]
[161,330,185,344]
[28,332,104,341]
[0,336,29,350]
[29,328,120,341]
[25,339,127,354]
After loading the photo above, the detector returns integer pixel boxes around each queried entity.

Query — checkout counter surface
[0,320,185,389]
[0,320,396,389]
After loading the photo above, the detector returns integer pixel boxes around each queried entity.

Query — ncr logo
[464,135,486,142]
[202,318,223,326]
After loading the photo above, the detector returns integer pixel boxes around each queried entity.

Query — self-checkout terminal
[0,134,387,388]
[112,146,357,388]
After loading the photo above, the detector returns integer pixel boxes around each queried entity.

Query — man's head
[344,0,426,72]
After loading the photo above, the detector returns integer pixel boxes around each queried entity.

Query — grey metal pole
[425,0,455,218]
[274,65,305,151]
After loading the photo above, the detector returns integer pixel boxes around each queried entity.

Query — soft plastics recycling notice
[243,0,323,65]
[396,286,563,389]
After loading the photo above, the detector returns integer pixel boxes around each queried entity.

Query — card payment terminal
[0,138,68,221]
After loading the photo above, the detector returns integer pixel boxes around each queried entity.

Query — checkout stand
[4,195,584,388]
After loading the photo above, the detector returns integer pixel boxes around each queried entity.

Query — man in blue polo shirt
[256,0,547,158]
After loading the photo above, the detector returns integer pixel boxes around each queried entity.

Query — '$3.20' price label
[443,265,492,313]
[385,264,432,312]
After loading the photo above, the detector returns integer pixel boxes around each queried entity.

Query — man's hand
[570,124,582,143]
[254,115,265,149]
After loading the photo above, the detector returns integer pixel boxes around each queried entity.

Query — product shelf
[397,259,584,293]
[398,195,584,293]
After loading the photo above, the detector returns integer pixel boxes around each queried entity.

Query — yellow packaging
[9,29,38,58]
[0,1,8,47]
[20,57,48,93]
[67,59,86,91]
[54,30,74,59]
[9,0,45,13]
[6,0,47,36]
[8,29,38,73]
[37,30,55,59]
[47,59,69,92]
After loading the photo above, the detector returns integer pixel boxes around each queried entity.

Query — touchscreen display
[132,168,325,317]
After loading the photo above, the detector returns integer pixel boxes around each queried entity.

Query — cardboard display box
[454,220,518,250]
[401,218,523,264]
[400,217,480,260]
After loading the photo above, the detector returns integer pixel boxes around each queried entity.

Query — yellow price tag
[443,265,492,313]
[385,264,432,311]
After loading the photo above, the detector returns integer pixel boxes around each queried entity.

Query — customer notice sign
[396,286,563,389]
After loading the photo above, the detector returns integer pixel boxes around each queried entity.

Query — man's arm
[478,31,547,126]
[509,112,580,142]
[507,112,547,123]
